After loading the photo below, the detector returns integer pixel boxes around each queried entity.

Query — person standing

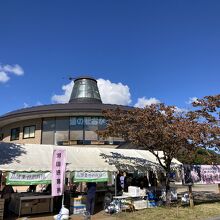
[116,172,122,194]
[86,182,96,215]
[1,184,14,217]
[120,172,126,191]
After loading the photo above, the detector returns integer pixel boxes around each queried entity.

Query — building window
[55,118,69,145]
[41,116,123,145]
[23,125,35,139]
[70,117,84,144]
[11,127,20,141]
[84,117,99,141]
[42,118,55,145]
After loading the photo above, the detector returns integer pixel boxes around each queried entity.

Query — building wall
[2,118,42,144]
[1,116,124,146]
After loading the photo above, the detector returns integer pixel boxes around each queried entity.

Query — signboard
[6,172,51,185]
[52,149,66,196]
[183,165,220,184]
[74,171,108,182]
[70,117,106,126]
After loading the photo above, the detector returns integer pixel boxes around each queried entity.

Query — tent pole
[115,172,117,196]
[62,164,67,207]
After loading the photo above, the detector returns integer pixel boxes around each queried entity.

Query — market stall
[0,142,182,216]
[0,143,118,216]
[4,171,53,216]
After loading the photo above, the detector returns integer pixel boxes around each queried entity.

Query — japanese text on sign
[52,149,66,196]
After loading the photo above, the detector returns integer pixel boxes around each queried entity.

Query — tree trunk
[218,184,220,193]
[165,170,171,206]
[188,184,194,208]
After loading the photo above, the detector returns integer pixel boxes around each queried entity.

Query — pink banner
[52,149,66,196]
[184,165,220,184]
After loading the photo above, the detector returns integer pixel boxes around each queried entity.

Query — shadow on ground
[178,190,220,204]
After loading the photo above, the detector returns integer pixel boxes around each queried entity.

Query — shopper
[116,172,122,194]
[120,172,126,190]
[86,182,96,215]
[1,184,14,217]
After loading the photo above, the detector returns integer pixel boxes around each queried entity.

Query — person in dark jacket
[1,185,14,216]
[86,182,96,215]
[116,172,122,195]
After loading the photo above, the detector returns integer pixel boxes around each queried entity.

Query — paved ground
[5,184,220,220]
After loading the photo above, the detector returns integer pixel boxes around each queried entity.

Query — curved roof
[0,102,132,127]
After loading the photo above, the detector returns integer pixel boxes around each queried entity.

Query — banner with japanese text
[52,149,66,196]
[183,165,220,184]
[74,171,108,182]
[6,172,51,185]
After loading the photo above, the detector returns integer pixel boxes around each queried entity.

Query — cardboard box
[21,207,32,215]
[70,204,86,215]
[128,186,140,196]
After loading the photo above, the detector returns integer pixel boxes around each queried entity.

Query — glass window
[11,127,20,141]
[98,117,107,130]
[41,116,123,145]
[70,117,84,143]
[23,125,36,139]
[84,117,98,141]
[42,118,55,145]
[55,118,69,145]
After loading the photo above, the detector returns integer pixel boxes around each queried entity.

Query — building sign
[70,117,106,126]
[6,172,51,185]
[183,165,220,184]
[74,171,108,182]
[52,149,66,196]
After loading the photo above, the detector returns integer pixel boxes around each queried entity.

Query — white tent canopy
[0,143,181,172]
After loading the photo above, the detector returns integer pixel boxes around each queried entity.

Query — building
[0,76,131,147]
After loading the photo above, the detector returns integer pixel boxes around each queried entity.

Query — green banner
[7,172,51,185]
[74,171,109,182]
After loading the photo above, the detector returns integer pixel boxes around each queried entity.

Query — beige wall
[2,118,42,144]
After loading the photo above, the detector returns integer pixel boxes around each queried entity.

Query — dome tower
[69,76,102,104]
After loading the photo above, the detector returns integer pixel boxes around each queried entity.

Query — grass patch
[117,202,220,220]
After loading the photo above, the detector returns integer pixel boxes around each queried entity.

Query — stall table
[9,193,53,216]
[113,195,147,211]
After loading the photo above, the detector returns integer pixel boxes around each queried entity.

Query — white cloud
[51,81,74,103]
[0,63,24,83]
[36,101,43,106]
[97,78,131,105]
[173,106,187,113]
[52,79,132,105]
[2,64,24,75]
[134,97,160,108]
[23,102,29,108]
[23,101,42,108]
[0,71,10,83]
[187,97,198,104]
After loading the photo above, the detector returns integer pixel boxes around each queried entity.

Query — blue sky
[0,0,220,115]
